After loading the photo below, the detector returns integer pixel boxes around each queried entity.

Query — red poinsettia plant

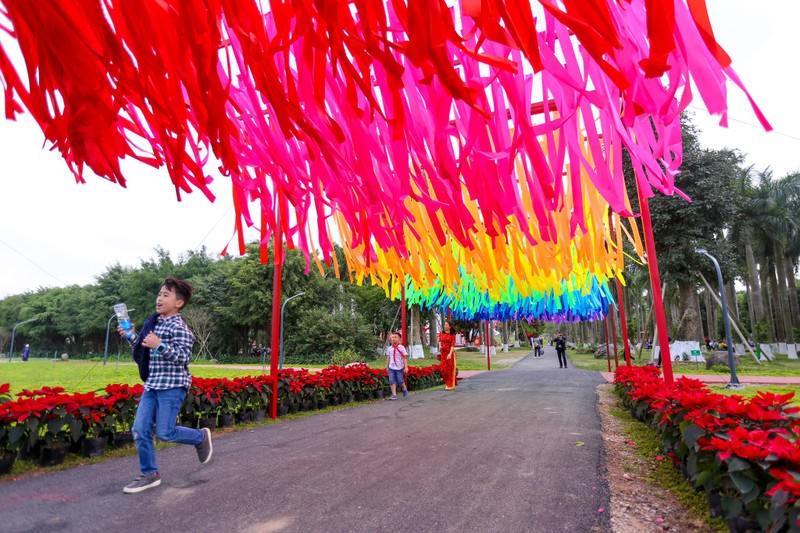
[69,392,116,439]
[104,383,144,433]
[615,365,800,530]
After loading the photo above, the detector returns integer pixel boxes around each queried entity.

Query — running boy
[385,332,409,400]
[118,277,212,494]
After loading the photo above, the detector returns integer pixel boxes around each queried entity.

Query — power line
[688,104,800,143]
[0,238,66,286]
[194,204,234,251]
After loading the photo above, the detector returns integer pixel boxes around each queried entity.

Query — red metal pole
[485,321,491,371]
[603,316,611,372]
[616,279,632,366]
[610,305,619,369]
[269,203,284,420]
[401,284,407,347]
[637,183,674,384]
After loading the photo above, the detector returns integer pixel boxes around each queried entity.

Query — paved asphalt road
[0,348,609,533]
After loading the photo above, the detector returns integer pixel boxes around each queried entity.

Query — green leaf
[681,423,704,449]
[48,417,65,435]
[721,494,743,518]
[8,425,26,444]
[730,472,756,496]
[695,470,713,487]
[727,457,751,473]
[69,419,83,441]
[575,441,585,447]
[770,490,789,521]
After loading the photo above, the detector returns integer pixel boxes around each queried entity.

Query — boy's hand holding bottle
[114,303,137,340]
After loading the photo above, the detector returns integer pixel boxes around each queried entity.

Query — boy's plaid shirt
[140,314,195,390]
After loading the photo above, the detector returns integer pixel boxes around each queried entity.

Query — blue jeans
[132,387,203,475]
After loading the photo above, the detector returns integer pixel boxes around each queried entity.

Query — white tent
[669,341,706,363]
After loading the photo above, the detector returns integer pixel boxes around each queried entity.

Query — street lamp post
[103,309,135,365]
[276,292,305,371]
[696,249,742,389]
[9,318,36,362]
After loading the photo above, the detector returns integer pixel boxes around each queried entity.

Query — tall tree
[625,116,743,342]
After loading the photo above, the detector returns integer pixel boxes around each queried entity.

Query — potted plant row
[615,365,800,532]
[0,364,444,475]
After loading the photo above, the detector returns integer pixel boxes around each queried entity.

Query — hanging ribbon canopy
[0,1,769,319]
[404,269,615,323]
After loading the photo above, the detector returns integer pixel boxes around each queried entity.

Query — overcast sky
[1,1,799,298]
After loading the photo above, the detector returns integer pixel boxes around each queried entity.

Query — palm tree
[733,169,800,344]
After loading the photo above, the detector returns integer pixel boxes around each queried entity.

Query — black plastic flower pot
[277,405,290,417]
[251,409,266,422]
[112,432,135,448]
[19,440,42,461]
[81,436,107,458]
[0,451,15,475]
[288,403,300,414]
[235,411,253,423]
[68,438,84,454]
[199,417,217,431]
[218,414,234,428]
[181,416,199,429]
[38,443,69,467]
[726,515,760,533]
[300,400,312,412]
[706,491,724,518]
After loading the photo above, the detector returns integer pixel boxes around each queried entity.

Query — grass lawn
[570,345,800,378]
[0,345,528,394]
[674,352,800,377]
[709,384,800,405]
[0,361,267,394]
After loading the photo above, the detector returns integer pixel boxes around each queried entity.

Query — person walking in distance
[118,278,213,494]
[555,331,568,368]
[533,337,542,358]
[439,320,458,390]
[385,332,409,399]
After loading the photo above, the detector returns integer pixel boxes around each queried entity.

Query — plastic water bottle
[114,303,135,340]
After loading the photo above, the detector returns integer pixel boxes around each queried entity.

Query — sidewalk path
[1,348,608,533]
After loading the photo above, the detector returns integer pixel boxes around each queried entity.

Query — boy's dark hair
[162,277,193,308]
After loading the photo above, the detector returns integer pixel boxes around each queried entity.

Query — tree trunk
[761,266,776,342]
[429,309,439,350]
[745,243,765,323]
[785,256,800,330]
[768,262,786,342]
[776,251,796,344]
[694,289,705,340]
[725,283,739,322]
[410,304,423,347]
[704,290,715,339]
[676,281,702,341]
[746,279,756,333]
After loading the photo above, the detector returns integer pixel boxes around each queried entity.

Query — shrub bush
[285,309,379,362]
[331,348,361,366]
